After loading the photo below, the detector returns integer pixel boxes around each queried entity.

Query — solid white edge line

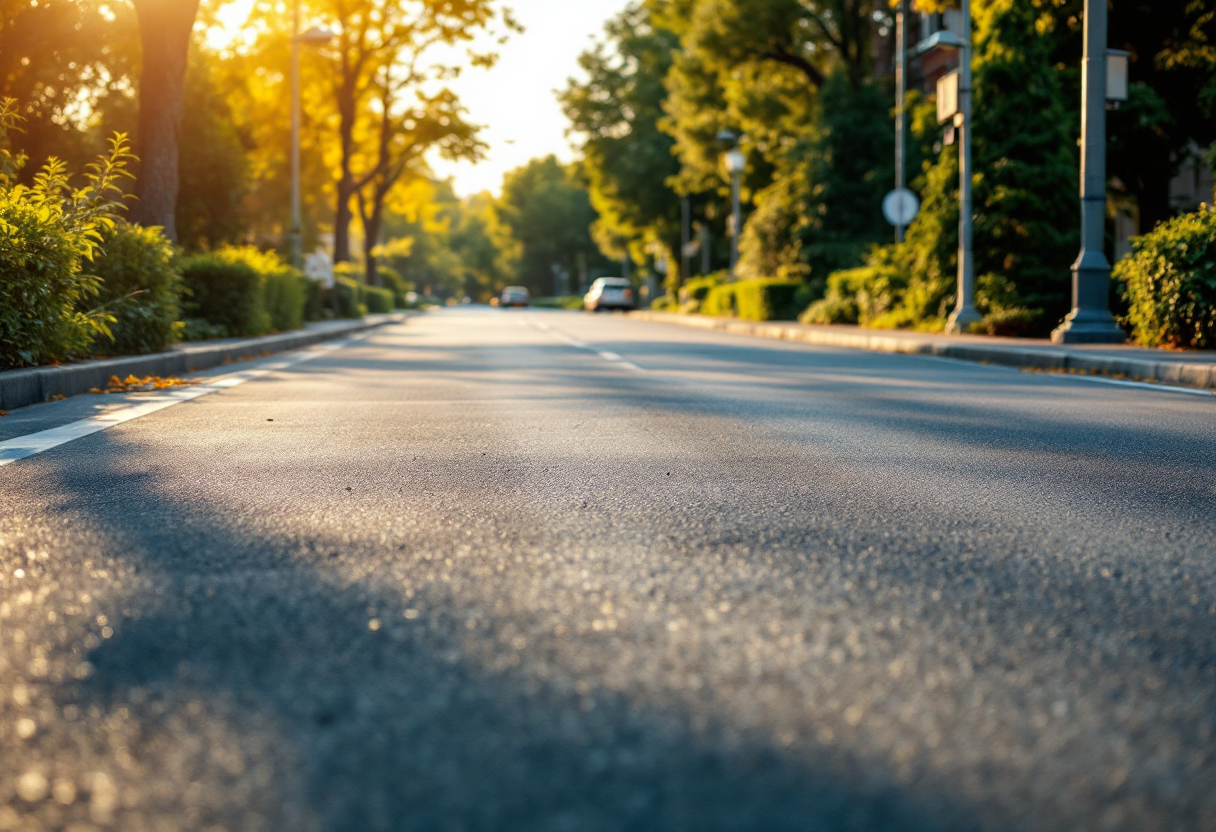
[0,338,357,467]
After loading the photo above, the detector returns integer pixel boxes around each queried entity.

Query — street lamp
[943,0,981,335]
[718,130,745,277]
[290,4,335,269]
[1051,0,1127,343]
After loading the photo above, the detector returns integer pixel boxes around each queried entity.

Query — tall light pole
[1051,0,1126,344]
[289,7,334,269]
[895,0,908,244]
[718,130,745,278]
[945,0,981,334]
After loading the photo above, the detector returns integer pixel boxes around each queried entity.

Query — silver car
[584,277,635,312]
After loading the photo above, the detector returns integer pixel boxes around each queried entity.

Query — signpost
[883,188,920,229]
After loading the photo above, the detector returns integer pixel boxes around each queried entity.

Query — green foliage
[677,273,723,312]
[531,296,584,310]
[498,156,603,297]
[702,278,803,321]
[801,261,906,326]
[1115,204,1216,349]
[176,46,251,251]
[738,71,893,283]
[362,284,396,314]
[179,246,309,338]
[332,277,369,319]
[560,3,684,283]
[375,265,415,308]
[87,221,182,355]
[0,110,135,369]
[179,253,266,339]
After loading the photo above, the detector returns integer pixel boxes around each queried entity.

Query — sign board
[304,250,334,288]
[937,70,960,124]
[883,188,920,227]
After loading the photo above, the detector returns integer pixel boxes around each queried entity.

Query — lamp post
[945,0,981,334]
[289,6,334,269]
[895,0,908,244]
[1051,0,1127,344]
[718,130,745,277]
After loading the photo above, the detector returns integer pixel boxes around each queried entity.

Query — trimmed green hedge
[180,246,309,338]
[332,277,368,319]
[88,221,182,355]
[1115,204,1216,349]
[702,279,804,321]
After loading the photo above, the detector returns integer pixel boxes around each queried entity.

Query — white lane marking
[0,340,352,467]
[1050,372,1215,397]
[527,319,644,372]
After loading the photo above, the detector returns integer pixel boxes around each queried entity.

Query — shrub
[332,277,367,319]
[649,295,679,312]
[703,279,803,321]
[362,283,395,314]
[678,274,724,313]
[532,296,583,309]
[801,264,904,327]
[1115,204,1216,349]
[0,102,134,368]
[86,221,182,355]
[303,278,327,321]
[375,265,415,308]
[179,246,310,338]
[179,253,267,338]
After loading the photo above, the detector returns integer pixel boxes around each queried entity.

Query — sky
[213,0,632,197]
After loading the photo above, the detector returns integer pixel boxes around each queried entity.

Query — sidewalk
[0,313,410,412]
[628,311,1216,392]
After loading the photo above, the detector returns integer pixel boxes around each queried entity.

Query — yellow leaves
[100,375,198,394]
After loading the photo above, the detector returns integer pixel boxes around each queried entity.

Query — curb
[0,313,410,412]
[627,311,1216,392]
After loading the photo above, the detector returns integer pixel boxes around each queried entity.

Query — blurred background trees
[0,0,1210,318]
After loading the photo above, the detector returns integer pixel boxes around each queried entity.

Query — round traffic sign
[882,188,920,227]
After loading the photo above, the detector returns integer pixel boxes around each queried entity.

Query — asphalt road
[2,308,1214,832]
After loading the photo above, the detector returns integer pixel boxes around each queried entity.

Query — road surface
[2,308,1214,831]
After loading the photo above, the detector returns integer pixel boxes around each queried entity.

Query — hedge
[702,279,804,321]
[87,221,182,355]
[180,247,309,338]
[1115,203,1216,349]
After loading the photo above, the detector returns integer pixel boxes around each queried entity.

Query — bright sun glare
[205,0,631,197]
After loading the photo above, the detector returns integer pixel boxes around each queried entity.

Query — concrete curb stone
[0,313,410,411]
[627,311,1216,391]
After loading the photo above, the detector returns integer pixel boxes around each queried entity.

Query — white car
[584,277,635,312]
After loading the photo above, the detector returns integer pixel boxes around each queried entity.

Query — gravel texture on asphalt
[1,308,1214,832]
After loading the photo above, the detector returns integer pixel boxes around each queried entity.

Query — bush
[532,296,583,309]
[179,253,267,338]
[0,106,134,369]
[1115,204,1216,349]
[678,274,724,313]
[332,277,368,319]
[303,279,327,321]
[703,279,804,322]
[375,265,415,308]
[362,283,395,314]
[649,295,680,312]
[87,221,182,355]
[801,264,904,327]
[179,246,309,338]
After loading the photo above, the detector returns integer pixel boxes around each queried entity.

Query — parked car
[584,277,635,312]
[500,286,530,308]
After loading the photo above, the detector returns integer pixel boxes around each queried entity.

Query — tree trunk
[129,0,200,242]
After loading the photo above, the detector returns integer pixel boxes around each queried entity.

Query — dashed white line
[527,319,645,373]
[0,339,355,467]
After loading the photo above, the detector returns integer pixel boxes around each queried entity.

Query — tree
[128,0,203,241]
[560,3,684,290]
[0,0,140,173]
[318,0,513,267]
[498,156,602,297]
